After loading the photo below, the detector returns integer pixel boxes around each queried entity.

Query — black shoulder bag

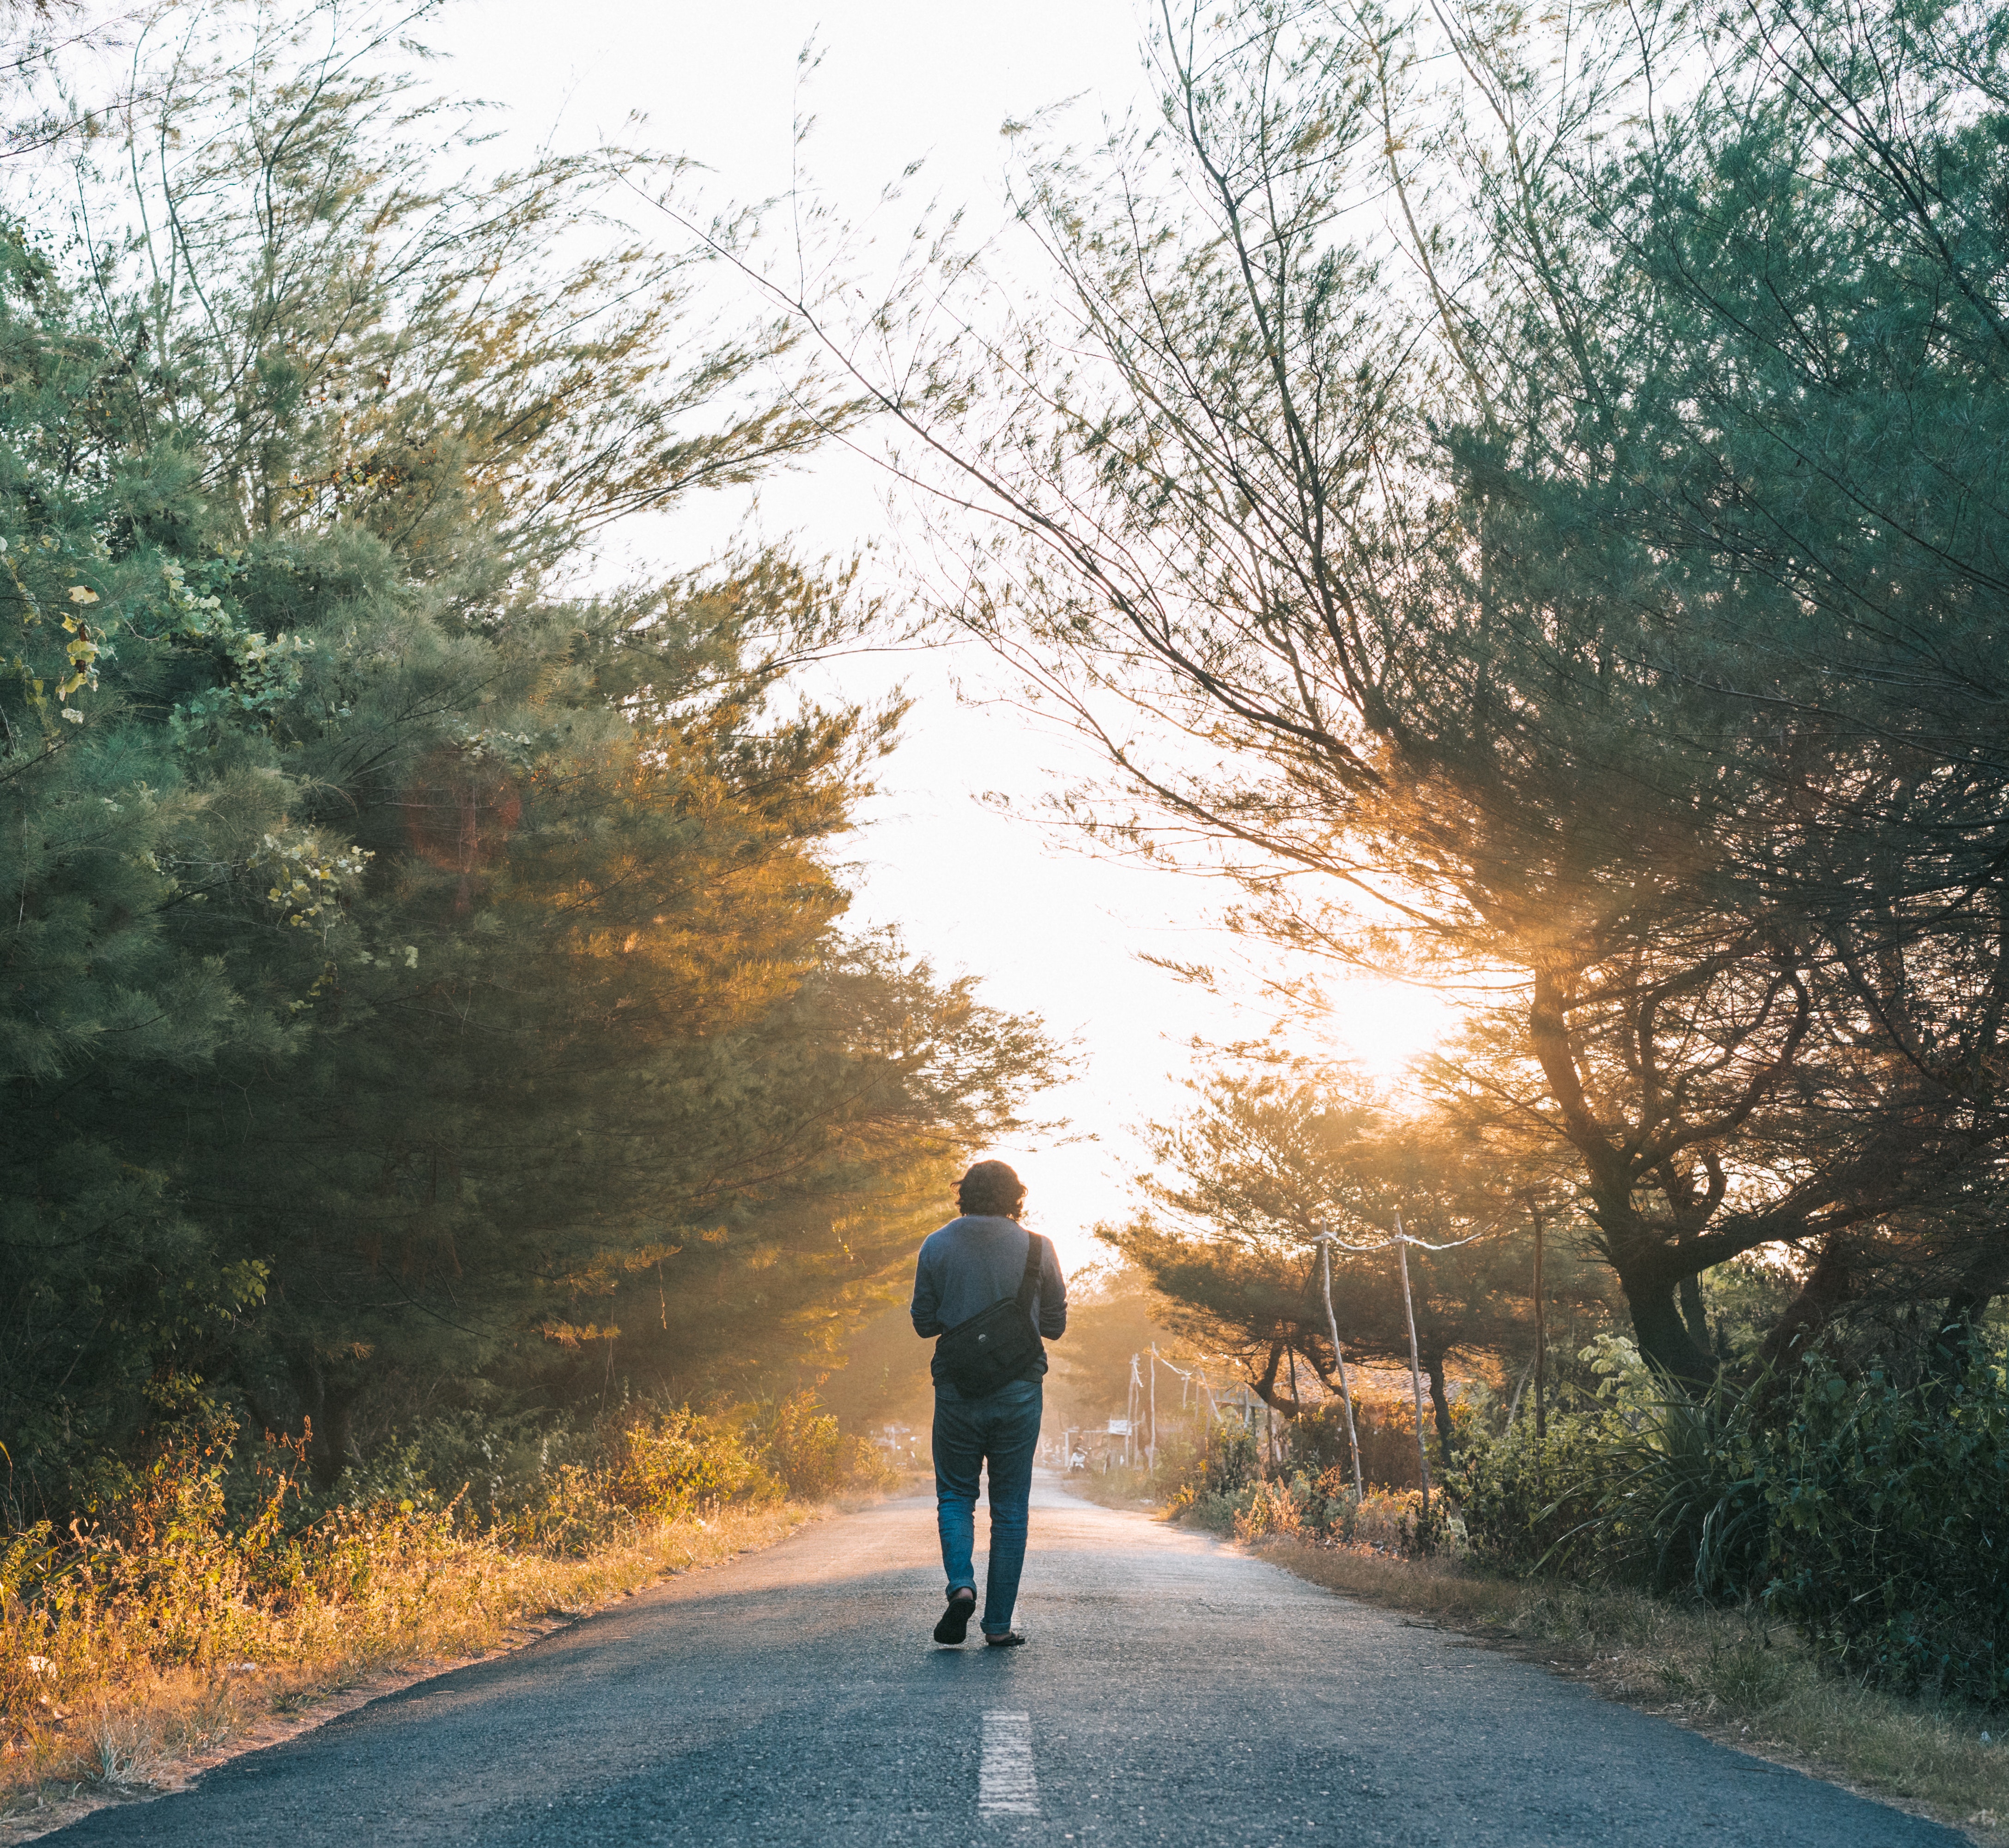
[935,1230,1048,1397]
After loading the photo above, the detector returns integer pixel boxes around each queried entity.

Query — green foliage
[0,4,1056,1518]
[1506,1341,1775,1599]
[1699,1261,1800,1368]
[1454,1341,2009,1706]
[507,1412,781,1556]
[742,1393,887,1502]
[1763,1356,2009,1707]
[1206,1424,1261,1497]
[1454,1413,1614,1574]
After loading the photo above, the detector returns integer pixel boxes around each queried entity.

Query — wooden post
[1532,1201,1548,1446]
[1317,1238,1365,1503]
[1395,1213,1433,1541]
[1148,1344,1158,1477]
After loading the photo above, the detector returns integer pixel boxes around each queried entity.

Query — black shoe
[934,1590,977,1644]
[983,1630,1027,1648]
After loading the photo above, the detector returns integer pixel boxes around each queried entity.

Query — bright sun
[1317,976,1458,1080]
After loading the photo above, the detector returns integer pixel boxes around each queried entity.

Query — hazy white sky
[429,0,1450,1270]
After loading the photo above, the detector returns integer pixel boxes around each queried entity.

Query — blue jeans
[933,1375,1042,1636]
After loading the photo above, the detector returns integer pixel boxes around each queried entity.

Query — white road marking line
[979,1709,1039,1816]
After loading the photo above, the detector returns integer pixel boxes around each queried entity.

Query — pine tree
[1111,1058,1610,1453]
[874,0,2009,1378]
[0,5,1056,1508]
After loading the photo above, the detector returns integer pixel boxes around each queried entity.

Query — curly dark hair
[958,1159,1026,1220]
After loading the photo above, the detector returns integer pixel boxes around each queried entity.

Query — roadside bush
[1283,1397,1454,1490]
[1540,1385,1765,1598]
[1231,1476,1311,1542]
[1169,1404,1468,1552]
[1206,1423,1262,1496]
[1219,1465,1454,1555]
[1761,1354,2009,1707]
[1455,1412,1611,1573]
[338,1409,559,1525]
[744,1394,893,1501]
[0,1391,883,1740]
[1456,1337,1766,1597]
[1455,1336,2009,1707]
[613,1409,774,1517]
[0,1422,472,1703]
[1589,1375,1769,1600]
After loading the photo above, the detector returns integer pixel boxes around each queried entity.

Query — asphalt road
[47,1474,1964,1847]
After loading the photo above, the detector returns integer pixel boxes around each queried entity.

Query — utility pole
[1394,1211,1434,1538]
[1316,1235,1365,1502]
[1531,1199,1548,1446]
[1148,1345,1159,1477]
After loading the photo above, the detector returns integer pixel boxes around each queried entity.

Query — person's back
[910,1216,1068,1371]
[910,1160,1067,1646]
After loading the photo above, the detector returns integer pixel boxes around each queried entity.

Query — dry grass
[0,1496,815,1840]
[1248,1535,2009,1845]
[0,1395,905,1839]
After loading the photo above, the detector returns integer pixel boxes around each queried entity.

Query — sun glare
[1318,977,1457,1080]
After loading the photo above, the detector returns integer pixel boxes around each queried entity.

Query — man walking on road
[910,1159,1067,1648]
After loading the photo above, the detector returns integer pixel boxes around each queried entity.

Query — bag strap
[1014,1230,1044,1312]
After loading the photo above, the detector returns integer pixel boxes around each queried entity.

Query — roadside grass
[1245,1535,2009,1845]
[0,1410,923,1842]
[0,1497,815,1838]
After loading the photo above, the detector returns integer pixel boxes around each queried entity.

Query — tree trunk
[1618,1265,1715,1384]
[1250,1340,1307,1416]
[1930,1243,2009,1380]
[288,1351,359,1493]
[1423,1353,1454,1463]
[1755,1230,1853,1377]
[1678,1271,1709,1353]
[309,1386,356,1495]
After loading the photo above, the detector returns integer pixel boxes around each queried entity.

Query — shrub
[1205,1423,1262,1497]
[1455,1411,1614,1574]
[745,1394,892,1502]
[1283,1397,1453,1491]
[1760,1354,2009,1707]
[1143,1436,1208,1514]
[1232,1477,1309,1542]
[1556,1380,1768,1599]
[0,1390,885,1742]
[1456,1337,1767,1598]
[1215,1464,1455,1556]
[1456,1336,2009,1707]
[337,1409,561,1526]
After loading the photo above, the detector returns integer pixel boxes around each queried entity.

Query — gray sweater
[910,1216,1068,1384]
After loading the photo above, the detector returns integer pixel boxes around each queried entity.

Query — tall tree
[810,0,2009,1378]
[1110,1057,1600,1451]
[0,2,1056,1510]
